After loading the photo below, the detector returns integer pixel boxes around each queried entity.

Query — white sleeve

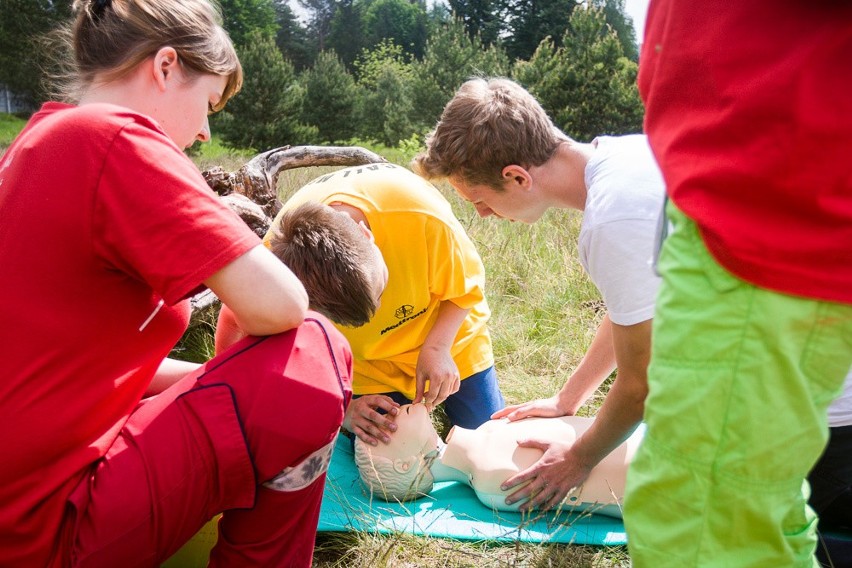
[579,219,661,326]
[828,367,852,427]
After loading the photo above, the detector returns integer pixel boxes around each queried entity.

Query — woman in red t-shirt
[0,1,352,566]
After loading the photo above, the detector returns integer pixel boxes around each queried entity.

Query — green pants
[623,203,852,567]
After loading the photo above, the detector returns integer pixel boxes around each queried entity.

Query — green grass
[0,113,27,154]
[313,530,629,567]
[186,135,254,172]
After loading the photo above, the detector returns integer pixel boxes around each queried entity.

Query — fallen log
[202,144,387,225]
[190,145,388,312]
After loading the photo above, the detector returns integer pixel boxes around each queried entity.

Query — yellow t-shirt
[264,163,493,398]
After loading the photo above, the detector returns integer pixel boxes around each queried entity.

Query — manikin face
[447,174,547,224]
[369,403,439,462]
[353,404,440,501]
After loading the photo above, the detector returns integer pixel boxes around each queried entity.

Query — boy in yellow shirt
[218,163,504,446]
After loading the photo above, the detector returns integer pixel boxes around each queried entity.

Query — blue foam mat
[317,434,627,545]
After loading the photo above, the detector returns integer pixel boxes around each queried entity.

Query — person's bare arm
[501,318,651,511]
[204,244,309,337]
[414,300,469,408]
[214,304,249,354]
[145,358,201,396]
[492,315,617,420]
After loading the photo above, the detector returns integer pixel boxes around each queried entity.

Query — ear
[329,201,370,229]
[151,46,180,91]
[501,165,532,191]
[358,220,375,243]
[393,456,420,474]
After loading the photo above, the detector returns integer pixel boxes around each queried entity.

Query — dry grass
[314,531,629,567]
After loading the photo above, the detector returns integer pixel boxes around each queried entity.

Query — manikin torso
[437,416,643,517]
[354,404,643,518]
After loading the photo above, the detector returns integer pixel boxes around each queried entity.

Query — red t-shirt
[639,1,852,303]
[0,103,258,565]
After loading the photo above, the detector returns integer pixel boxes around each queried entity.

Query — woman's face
[155,63,227,149]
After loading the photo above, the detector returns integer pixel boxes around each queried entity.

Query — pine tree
[363,0,429,60]
[503,0,577,62]
[215,31,318,150]
[447,0,503,47]
[0,0,71,108]
[218,0,278,47]
[327,0,367,70]
[514,5,643,142]
[275,1,317,71]
[591,0,638,62]
[301,51,358,143]
[353,40,415,146]
[410,17,509,131]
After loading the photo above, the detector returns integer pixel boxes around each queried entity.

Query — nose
[197,117,211,143]
[474,203,494,218]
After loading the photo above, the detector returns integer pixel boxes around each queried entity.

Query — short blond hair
[59,0,241,106]
[413,78,563,190]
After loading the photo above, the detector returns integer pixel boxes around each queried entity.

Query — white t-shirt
[828,368,852,427]
[579,135,665,326]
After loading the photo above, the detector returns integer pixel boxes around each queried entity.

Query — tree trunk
[202,145,387,234]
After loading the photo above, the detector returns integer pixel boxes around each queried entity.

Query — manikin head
[354,404,441,501]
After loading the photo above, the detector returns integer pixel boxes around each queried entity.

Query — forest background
[1,0,644,565]
[0,0,644,151]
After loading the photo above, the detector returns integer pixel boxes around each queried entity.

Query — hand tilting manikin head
[353,403,441,500]
[354,404,643,518]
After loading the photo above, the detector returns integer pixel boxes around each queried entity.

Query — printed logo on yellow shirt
[381,304,427,335]
[395,305,415,318]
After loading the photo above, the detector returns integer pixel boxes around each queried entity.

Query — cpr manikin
[354,404,643,518]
